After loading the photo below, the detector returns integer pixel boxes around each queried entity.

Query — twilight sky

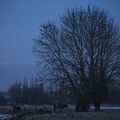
[0,0,120,91]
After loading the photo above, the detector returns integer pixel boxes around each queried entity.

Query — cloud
[0,62,11,66]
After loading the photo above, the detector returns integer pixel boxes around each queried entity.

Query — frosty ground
[1,105,120,120]
[25,110,120,120]
[24,105,120,120]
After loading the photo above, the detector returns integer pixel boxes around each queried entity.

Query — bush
[0,96,6,105]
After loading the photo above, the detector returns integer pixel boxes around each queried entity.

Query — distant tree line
[8,78,74,105]
[8,78,44,104]
[2,80,120,106]
[34,6,120,111]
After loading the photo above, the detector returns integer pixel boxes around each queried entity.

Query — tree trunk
[94,102,101,111]
[75,97,89,112]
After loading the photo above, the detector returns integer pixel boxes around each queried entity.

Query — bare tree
[34,6,120,111]
[84,7,120,111]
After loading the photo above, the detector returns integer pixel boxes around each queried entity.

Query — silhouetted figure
[75,97,89,112]
[53,102,68,112]
[10,105,22,120]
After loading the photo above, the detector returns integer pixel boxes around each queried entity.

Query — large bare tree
[34,6,120,111]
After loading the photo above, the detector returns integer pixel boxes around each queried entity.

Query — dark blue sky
[0,0,120,91]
